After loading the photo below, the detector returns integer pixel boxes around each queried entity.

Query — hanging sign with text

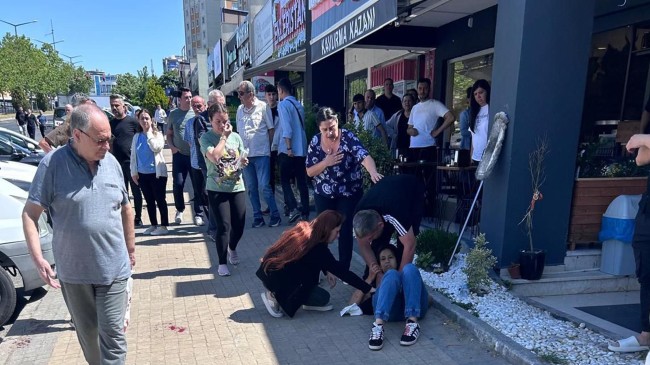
[272,0,306,58]
[310,0,396,64]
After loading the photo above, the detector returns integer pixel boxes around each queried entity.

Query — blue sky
[1,0,185,76]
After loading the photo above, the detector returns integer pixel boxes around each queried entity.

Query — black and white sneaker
[400,320,420,346]
[368,322,384,350]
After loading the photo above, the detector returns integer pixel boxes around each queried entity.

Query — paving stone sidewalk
[0,151,510,365]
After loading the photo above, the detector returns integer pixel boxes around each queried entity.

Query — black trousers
[278,153,309,215]
[208,191,246,265]
[138,173,169,226]
[633,194,650,332]
[314,191,362,271]
[190,168,207,216]
[120,161,143,220]
[270,150,278,193]
[38,124,46,139]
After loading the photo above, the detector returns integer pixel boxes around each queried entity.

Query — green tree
[67,65,93,95]
[143,79,168,112]
[157,70,180,91]
[112,66,151,106]
[36,93,49,111]
[10,88,29,110]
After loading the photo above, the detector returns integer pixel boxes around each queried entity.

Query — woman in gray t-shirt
[200,103,247,277]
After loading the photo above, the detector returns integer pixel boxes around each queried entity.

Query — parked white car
[0,161,37,191]
[0,178,54,325]
[0,127,44,153]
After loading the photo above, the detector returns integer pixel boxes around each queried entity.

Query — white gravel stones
[421,254,644,365]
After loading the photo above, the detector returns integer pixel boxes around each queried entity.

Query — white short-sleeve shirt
[407,99,449,148]
[237,98,274,157]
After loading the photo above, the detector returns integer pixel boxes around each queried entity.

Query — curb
[429,290,545,365]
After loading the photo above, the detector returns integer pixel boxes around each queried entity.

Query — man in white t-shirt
[406,78,455,162]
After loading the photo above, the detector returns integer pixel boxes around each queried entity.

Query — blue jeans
[243,156,279,220]
[172,153,194,212]
[372,264,429,322]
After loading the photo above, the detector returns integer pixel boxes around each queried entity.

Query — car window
[0,139,13,155]
[54,108,67,119]
[2,133,27,149]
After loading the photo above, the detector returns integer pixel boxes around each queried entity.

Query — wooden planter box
[568,177,647,249]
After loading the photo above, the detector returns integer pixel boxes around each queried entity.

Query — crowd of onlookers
[14,75,498,362]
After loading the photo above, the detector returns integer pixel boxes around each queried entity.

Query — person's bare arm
[166,121,178,154]
[399,228,416,270]
[348,271,377,305]
[38,138,53,153]
[627,134,650,166]
[360,155,383,183]
[431,111,455,138]
[22,202,60,288]
[121,203,136,268]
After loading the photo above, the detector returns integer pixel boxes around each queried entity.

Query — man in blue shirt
[277,78,310,222]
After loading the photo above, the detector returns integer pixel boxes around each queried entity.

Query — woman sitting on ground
[348,244,432,351]
[256,210,374,318]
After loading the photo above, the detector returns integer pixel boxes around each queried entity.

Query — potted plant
[507,263,521,279]
[518,137,549,280]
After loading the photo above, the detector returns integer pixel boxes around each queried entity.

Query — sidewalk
[0,150,511,365]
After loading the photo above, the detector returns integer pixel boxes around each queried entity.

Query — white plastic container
[599,194,642,276]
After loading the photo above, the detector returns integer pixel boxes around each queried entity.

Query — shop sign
[310,0,375,39]
[310,0,396,64]
[226,35,238,79]
[213,39,223,80]
[236,20,251,69]
[253,0,274,66]
[273,0,306,58]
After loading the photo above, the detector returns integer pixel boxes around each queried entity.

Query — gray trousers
[61,279,129,365]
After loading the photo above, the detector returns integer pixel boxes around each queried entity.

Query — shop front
[305,0,650,269]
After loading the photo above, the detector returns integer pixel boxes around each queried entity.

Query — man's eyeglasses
[78,129,114,146]
[237,90,250,96]
[192,104,205,108]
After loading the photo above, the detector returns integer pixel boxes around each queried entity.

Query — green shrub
[415,229,458,272]
[463,233,497,294]
[343,122,394,190]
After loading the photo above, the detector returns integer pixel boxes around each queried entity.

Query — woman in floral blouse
[306,107,383,270]
[200,103,248,277]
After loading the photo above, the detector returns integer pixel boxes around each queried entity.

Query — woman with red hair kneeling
[256,210,374,318]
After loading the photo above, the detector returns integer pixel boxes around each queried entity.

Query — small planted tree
[463,233,497,294]
[518,136,549,280]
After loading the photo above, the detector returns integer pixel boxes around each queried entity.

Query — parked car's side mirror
[27,142,36,151]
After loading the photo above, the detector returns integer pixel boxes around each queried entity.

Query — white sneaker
[150,226,169,236]
[143,226,157,235]
[175,211,184,224]
[194,215,204,226]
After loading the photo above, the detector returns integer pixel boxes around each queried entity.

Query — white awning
[243,50,306,79]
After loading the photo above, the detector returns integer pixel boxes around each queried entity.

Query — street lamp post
[0,19,38,36]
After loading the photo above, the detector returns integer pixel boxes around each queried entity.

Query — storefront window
[581,23,650,138]
[345,70,368,123]
[446,51,493,148]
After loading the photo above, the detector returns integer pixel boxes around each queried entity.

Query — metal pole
[448,180,483,267]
